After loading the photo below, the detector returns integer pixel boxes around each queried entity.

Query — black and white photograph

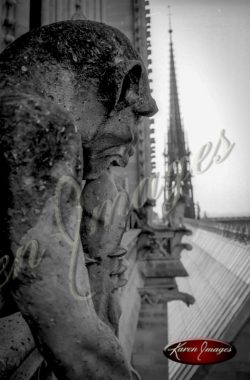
[0,1,249,379]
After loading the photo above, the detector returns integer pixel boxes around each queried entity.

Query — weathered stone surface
[81,171,130,335]
[0,312,35,379]
[140,259,189,278]
[0,20,157,380]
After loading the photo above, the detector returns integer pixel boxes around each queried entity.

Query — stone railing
[185,217,250,244]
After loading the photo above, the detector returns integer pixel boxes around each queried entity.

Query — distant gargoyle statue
[0,20,157,380]
[139,288,195,307]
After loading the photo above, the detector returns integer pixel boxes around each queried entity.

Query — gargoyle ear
[101,60,143,113]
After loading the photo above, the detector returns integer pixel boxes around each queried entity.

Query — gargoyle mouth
[108,144,134,168]
[109,155,128,168]
[84,145,134,179]
[110,159,122,167]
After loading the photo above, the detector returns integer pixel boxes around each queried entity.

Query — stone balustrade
[185,217,250,244]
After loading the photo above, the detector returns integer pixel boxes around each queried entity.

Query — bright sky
[149,0,250,217]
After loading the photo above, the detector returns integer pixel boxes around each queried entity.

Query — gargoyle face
[81,86,157,179]
[69,41,158,180]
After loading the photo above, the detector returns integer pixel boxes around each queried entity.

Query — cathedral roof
[168,222,250,380]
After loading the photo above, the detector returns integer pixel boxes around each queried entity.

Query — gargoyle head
[0,20,157,179]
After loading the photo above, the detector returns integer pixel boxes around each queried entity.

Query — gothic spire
[165,7,196,219]
[167,7,186,161]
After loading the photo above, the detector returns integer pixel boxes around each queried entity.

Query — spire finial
[168,5,173,35]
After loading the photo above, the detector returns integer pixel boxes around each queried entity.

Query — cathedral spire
[168,8,186,160]
[164,8,195,219]
[168,5,173,36]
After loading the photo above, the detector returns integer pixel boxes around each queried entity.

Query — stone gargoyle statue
[0,20,157,379]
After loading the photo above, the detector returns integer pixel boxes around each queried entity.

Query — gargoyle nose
[134,93,158,117]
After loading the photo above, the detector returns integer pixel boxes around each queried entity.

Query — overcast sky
[150,0,250,217]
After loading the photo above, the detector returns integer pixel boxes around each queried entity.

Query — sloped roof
[168,224,250,380]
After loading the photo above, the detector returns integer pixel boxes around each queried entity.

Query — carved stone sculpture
[139,288,195,307]
[0,20,157,379]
